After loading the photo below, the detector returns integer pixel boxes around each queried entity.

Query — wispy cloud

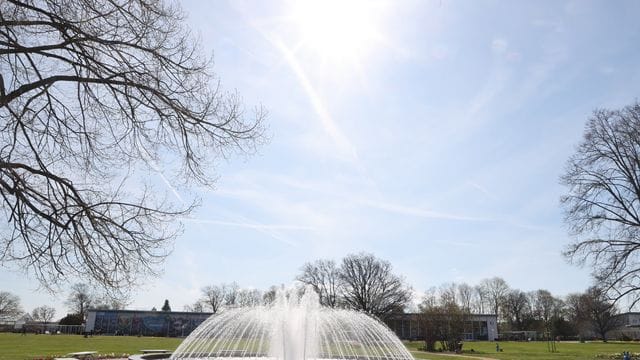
[137,146,187,205]
[184,208,302,248]
[271,37,359,162]
[466,181,494,199]
[183,218,316,231]
[360,199,492,222]
[214,171,489,224]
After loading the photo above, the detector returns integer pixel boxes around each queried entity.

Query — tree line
[418,278,621,350]
[0,290,55,325]
[0,252,624,342]
[188,253,411,319]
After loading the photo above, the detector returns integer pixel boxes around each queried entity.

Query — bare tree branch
[0,0,266,296]
[339,252,412,319]
[562,102,640,305]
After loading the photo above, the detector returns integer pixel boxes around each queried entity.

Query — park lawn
[4,334,640,360]
[0,333,182,360]
[407,340,640,360]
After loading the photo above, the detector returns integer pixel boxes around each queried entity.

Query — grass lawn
[406,340,640,360]
[0,333,181,360]
[3,333,640,360]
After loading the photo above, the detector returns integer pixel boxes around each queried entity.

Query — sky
[3,0,640,318]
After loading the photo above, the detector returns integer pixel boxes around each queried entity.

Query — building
[385,313,498,341]
[606,312,640,340]
[85,309,212,337]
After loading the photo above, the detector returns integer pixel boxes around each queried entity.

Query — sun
[289,0,383,63]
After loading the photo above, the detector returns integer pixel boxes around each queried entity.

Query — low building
[606,312,640,340]
[85,309,212,337]
[385,313,498,341]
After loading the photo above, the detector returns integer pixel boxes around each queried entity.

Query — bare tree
[93,295,127,310]
[201,285,225,314]
[472,284,487,314]
[562,102,640,305]
[501,289,530,331]
[531,289,563,335]
[31,305,56,323]
[438,283,457,306]
[0,291,22,320]
[237,288,262,307]
[262,285,279,305]
[223,282,240,307]
[481,277,509,321]
[565,292,589,338]
[296,259,340,307]
[183,301,205,313]
[339,252,412,319]
[0,0,265,295]
[419,288,468,353]
[65,283,93,318]
[576,287,621,341]
[457,283,473,312]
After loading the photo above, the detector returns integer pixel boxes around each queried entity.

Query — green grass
[3,333,640,360]
[0,333,181,360]
[406,340,640,360]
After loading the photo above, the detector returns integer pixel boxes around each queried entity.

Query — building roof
[87,309,214,316]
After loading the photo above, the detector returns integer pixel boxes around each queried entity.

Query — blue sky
[4,0,640,316]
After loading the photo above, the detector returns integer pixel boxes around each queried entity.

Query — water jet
[170,287,413,360]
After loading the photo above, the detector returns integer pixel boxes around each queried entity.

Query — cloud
[240,12,360,164]
[360,199,492,222]
[467,181,494,198]
[183,218,316,231]
[214,171,489,224]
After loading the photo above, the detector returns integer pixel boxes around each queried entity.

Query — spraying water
[171,287,413,359]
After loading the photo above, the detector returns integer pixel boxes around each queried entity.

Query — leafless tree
[339,252,412,319]
[31,305,56,323]
[532,289,561,333]
[501,289,530,331]
[438,283,457,306]
[296,259,340,307]
[223,282,240,307]
[480,277,509,321]
[472,284,487,314]
[0,0,265,295]
[93,295,127,310]
[562,102,640,305]
[572,286,621,341]
[183,301,204,313]
[565,292,589,337]
[419,288,468,352]
[65,283,93,318]
[236,288,262,307]
[201,285,225,313]
[262,285,279,305]
[0,290,22,320]
[457,283,473,312]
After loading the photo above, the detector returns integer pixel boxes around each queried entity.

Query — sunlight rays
[289,0,383,64]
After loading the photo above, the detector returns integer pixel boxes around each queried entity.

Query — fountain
[170,287,413,359]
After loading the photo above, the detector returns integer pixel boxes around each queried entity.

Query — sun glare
[290,0,383,63]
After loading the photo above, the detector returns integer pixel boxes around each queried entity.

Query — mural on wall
[93,311,210,337]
